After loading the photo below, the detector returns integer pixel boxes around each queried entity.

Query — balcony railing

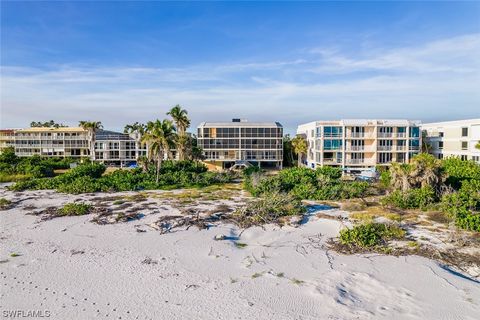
[378,133,393,138]
[378,146,393,151]
[323,158,342,164]
[395,133,406,138]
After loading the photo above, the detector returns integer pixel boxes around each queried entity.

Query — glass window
[461,127,468,137]
[461,141,468,150]
[409,127,420,138]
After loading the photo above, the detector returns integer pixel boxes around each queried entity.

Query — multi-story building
[3,127,147,166]
[94,130,147,166]
[0,129,16,153]
[296,119,422,171]
[13,127,90,158]
[422,119,480,163]
[197,119,283,169]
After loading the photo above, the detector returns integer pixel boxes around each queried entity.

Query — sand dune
[1,188,479,319]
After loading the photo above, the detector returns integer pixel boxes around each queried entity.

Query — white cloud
[1,34,479,134]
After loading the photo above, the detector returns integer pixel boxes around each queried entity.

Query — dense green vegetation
[0,147,75,182]
[9,160,235,194]
[244,166,369,201]
[339,223,405,248]
[381,154,480,232]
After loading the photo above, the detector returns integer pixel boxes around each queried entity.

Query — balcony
[323,158,342,165]
[378,146,393,151]
[396,146,407,151]
[378,133,393,138]
[395,133,407,138]
[346,132,375,139]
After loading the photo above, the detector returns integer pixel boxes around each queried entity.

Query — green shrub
[442,157,480,188]
[244,167,369,201]
[9,160,235,193]
[379,170,391,189]
[441,179,480,231]
[0,198,12,210]
[381,186,436,210]
[58,203,93,216]
[339,223,405,248]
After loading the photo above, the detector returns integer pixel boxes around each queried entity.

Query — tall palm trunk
[297,152,302,167]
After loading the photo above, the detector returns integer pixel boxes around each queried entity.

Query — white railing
[378,133,393,138]
[378,146,393,151]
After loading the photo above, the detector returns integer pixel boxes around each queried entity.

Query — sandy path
[1,189,479,320]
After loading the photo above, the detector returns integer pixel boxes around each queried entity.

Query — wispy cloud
[1,33,479,133]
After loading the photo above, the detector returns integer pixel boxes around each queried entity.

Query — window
[438,141,443,149]
[439,132,444,137]
[461,155,468,161]
[438,154,443,159]
[323,139,343,150]
[461,141,468,150]
[461,127,468,137]
[409,127,420,138]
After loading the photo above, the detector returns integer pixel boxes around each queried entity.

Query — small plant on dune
[234,242,248,249]
[58,203,93,216]
[339,223,405,248]
[233,191,306,227]
[0,198,12,210]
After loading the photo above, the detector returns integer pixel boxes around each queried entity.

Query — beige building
[297,119,422,171]
[422,119,480,163]
[2,126,148,166]
[0,129,16,153]
[14,127,90,158]
[197,119,283,169]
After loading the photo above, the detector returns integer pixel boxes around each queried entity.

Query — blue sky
[1,1,479,134]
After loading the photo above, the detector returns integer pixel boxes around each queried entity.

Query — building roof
[15,127,87,132]
[421,119,480,128]
[198,121,282,128]
[297,119,421,127]
[95,130,133,141]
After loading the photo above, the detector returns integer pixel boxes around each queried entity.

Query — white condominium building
[13,127,90,158]
[296,119,422,171]
[422,119,480,163]
[197,119,283,169]
[4,127,147,167]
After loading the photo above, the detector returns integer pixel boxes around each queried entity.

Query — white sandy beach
[1,187,479,320]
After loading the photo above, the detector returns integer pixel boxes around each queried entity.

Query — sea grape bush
[0,147,75,181]
[380,186,436,210]
[10,160,235,194]
[339,223,405,248]
[243,166,369,201]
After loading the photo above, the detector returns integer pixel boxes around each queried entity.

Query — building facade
[197,119,283,169]
[2,127,148,167]
[13,127,90,158]
[0,129,16,153]
[422,119,480,163]
[94,130,147,166]
[296,119,422,171]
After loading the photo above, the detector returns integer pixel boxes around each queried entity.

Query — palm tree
[141,119,177,183]
[79,121,103,160]
[389,153,443,194]
[167,105,190,134]
[291,135,308,167]
[167,105,191,160]
[123,122,146,135]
